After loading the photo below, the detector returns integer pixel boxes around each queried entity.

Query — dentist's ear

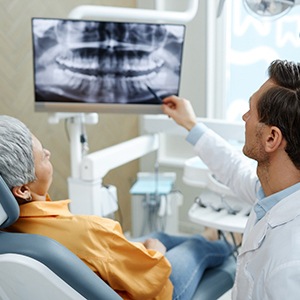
[265,126,284,153]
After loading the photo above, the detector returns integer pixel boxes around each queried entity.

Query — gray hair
[0,115,35,189]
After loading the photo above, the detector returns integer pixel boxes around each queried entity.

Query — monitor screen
[32,18,186,114]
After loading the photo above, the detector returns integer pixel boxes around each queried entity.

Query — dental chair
[0,175,236,300]
[0,175,121,300]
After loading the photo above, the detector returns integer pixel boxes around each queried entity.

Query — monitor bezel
[31,17,186,115]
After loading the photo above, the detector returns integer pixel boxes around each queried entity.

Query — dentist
[162,59,300,299]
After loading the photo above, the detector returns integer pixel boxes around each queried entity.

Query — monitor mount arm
[49,113,159,217]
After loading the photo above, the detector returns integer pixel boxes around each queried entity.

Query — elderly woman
[0,115,232,300]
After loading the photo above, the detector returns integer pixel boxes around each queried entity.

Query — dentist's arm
[162,95,197,131]
[162,95,258,206]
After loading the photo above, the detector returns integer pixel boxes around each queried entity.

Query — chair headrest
[0,176,19,229]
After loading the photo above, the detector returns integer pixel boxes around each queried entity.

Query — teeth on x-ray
[55,51,164,77]
[33,19,185,104]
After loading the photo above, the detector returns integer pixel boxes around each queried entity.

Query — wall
[0,0,138,231]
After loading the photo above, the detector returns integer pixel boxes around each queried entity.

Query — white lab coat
[193,127,300,300]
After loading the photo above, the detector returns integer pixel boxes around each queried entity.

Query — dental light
[217,0,300,19]
[243,0,300,20]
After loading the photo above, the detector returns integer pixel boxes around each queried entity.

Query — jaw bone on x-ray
[32,19,185,104]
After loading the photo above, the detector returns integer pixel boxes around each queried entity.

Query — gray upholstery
[0,176,19,229]
[0,232,121,299]
[193,255,236,299]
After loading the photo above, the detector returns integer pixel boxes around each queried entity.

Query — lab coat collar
[240,189,300,255]
[268,189,300,227]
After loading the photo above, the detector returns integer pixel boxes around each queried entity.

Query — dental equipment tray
[130,172,176,195]
[188,203,249,233]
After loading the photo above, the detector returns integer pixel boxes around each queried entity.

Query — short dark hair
[257,59,300,169]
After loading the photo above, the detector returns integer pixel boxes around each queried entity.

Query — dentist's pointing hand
[162,95,197,131]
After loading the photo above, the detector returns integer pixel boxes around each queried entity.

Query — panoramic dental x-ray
[32,18,185,105]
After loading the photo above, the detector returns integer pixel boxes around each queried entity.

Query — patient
[0,115,232,300]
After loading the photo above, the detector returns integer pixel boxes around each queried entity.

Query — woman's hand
[143,238,166,255]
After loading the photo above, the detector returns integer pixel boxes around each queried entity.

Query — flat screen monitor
[32,18,186,114]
